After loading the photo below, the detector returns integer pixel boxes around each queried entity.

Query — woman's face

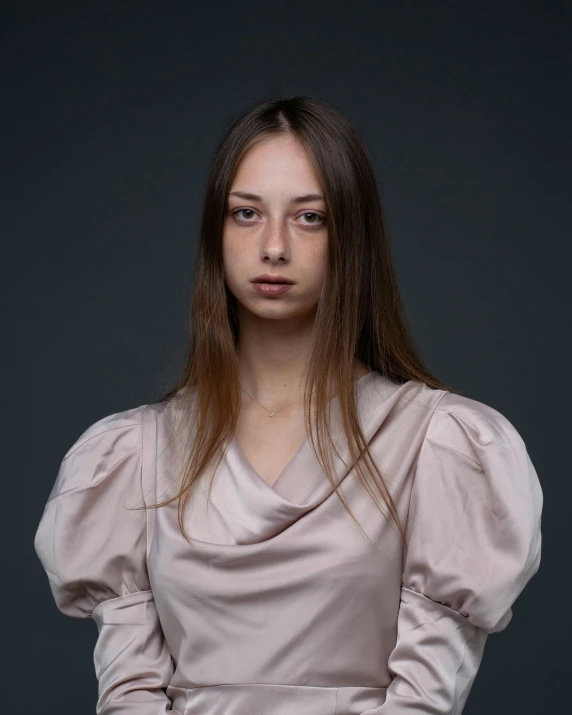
[223,133,328,325]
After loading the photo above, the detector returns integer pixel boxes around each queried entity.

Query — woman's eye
[232,208,257,221]
[300,212,326,226]
[231,209,326,226]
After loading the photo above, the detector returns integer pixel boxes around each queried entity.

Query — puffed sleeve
[33,406,182,715]
[379,393,543,714]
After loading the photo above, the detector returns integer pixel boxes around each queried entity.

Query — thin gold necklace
[239,381,302,417]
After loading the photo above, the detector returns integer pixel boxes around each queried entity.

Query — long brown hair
[137,95,460,549]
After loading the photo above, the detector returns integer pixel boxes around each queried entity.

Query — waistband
[166,683,388,715]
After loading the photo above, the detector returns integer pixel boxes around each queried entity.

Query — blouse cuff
[91,590,178,715]
[376,586,488,714]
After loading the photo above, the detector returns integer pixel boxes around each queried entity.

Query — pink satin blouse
[34,372,543,714]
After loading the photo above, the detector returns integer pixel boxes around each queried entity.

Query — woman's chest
[149,489,404,675]
[232,407,309,487]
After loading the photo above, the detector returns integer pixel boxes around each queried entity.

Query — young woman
[34,96,543,715]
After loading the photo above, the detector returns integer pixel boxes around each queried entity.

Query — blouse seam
[400,585,474,627]
[63,420,141,461]
[428,397,488,467]
[89,589,154,616]
[173,683,382,690]
[446,401,528,464]
[140,403,155,565]
[431,398,522,468]
[97,588,153,601]
[58,586,154,599]
[401,390,451,560]
[423,435,482,468]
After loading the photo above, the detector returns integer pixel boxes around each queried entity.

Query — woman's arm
[370,396,543,713]
[34,408,182,714]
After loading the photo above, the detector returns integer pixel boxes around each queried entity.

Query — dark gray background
[13,1,569,712]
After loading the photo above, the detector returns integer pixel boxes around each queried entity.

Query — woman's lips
[251,282,294,296]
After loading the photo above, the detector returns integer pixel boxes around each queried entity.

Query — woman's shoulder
[425,389,528,466]
[60,396,181,461]
[404,387,543,634]
[61,404,147,461]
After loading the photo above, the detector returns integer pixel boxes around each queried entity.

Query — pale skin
[222,133,370,486]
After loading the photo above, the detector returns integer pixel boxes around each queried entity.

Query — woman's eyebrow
[228,191,324,204]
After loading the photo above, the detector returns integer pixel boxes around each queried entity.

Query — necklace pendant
[269,411,275,417]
